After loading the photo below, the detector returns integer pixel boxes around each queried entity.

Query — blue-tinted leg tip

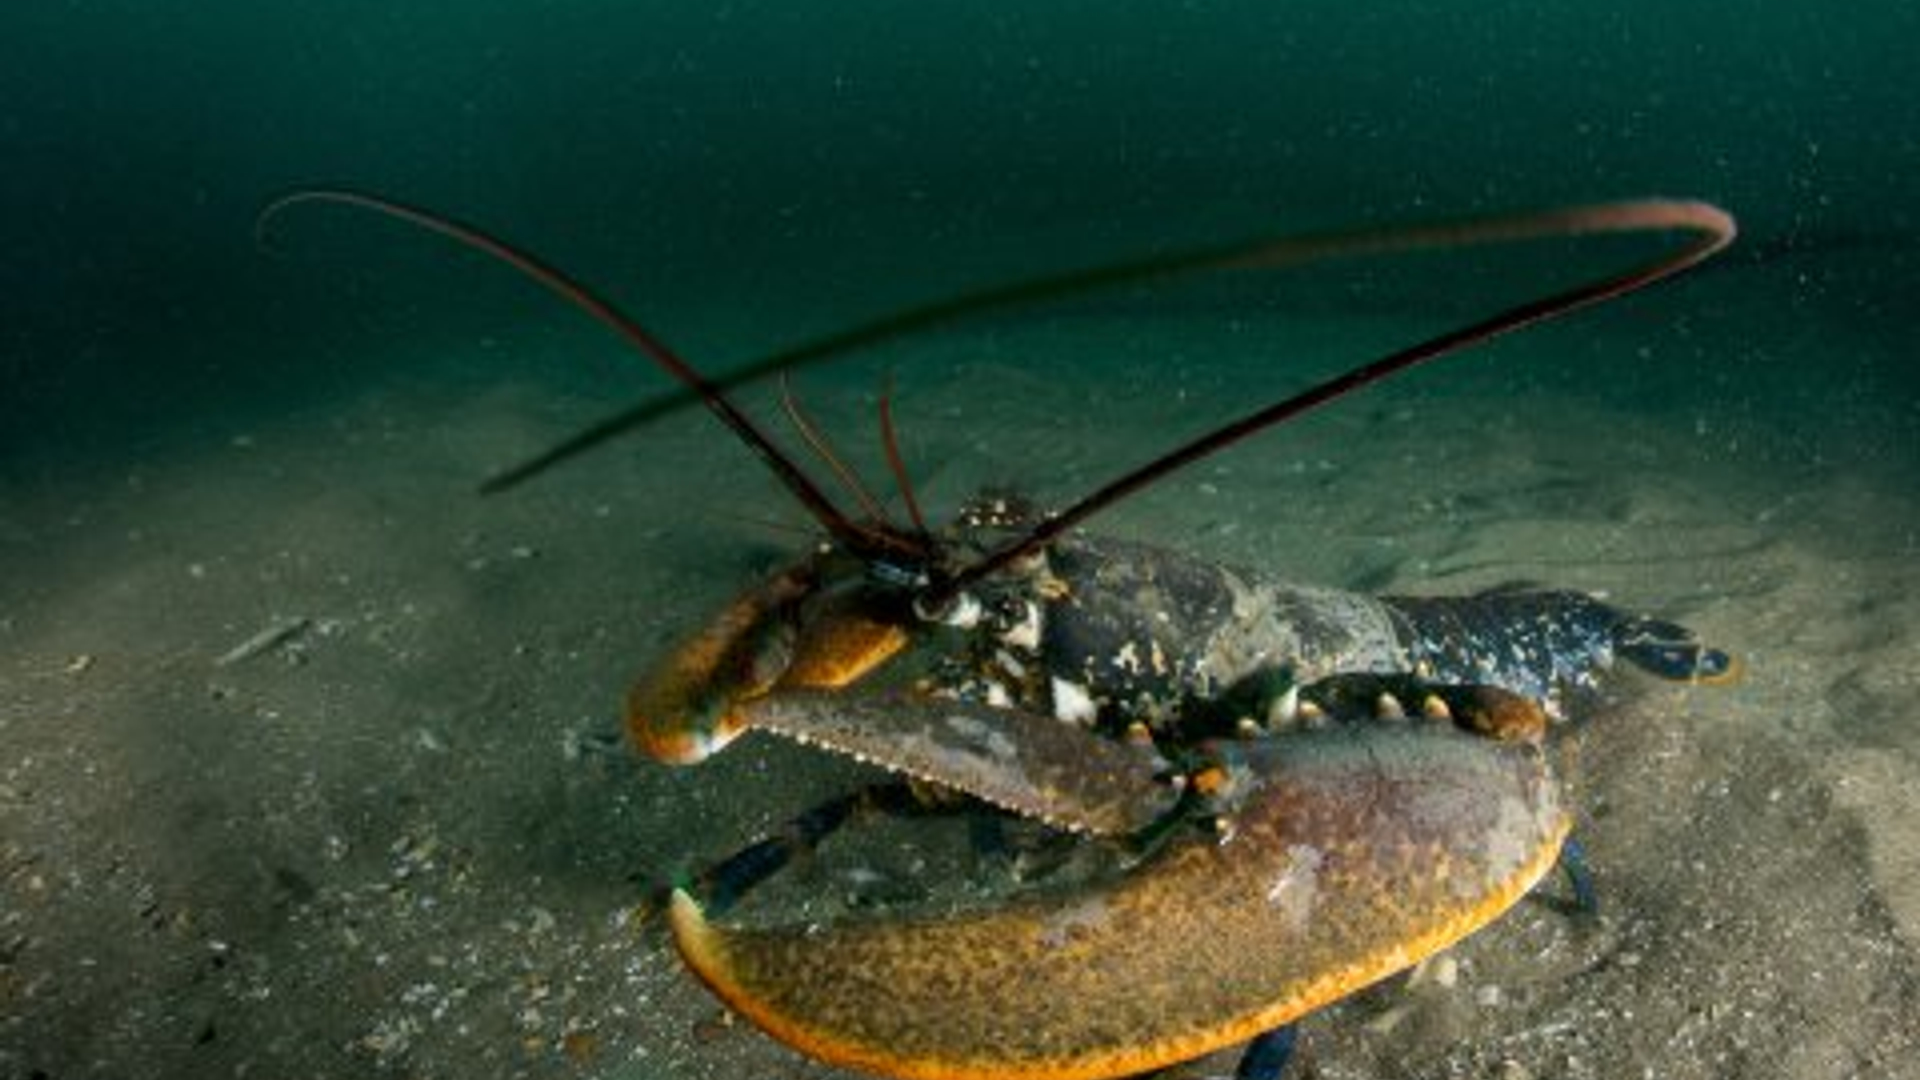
[1559,835,1600,916]
[1234,1024,1299,1080]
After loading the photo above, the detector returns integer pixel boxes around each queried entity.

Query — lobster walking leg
[1557,836,1600,916]
[665,781,970,919]
[1233,1025,1300,1080]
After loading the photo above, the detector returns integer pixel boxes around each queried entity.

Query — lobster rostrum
[262,191,1738,1079]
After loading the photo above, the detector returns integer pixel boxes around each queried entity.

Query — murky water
[4,3,1917,1078]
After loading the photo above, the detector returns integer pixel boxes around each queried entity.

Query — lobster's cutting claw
[628,562,911,764]
[668,723,1568,1080]
[739,689,1179,836]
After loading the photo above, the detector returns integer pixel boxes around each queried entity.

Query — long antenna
[477,200,1737,493]
[255,189,924,563]
[263,192,1733,603]
[930,199,1736,603]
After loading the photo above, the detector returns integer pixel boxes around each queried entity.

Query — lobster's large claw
[739,689,1179,836]
[668,723,1568,1080]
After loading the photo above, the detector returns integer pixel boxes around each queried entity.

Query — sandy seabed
[3,278,1916,1080]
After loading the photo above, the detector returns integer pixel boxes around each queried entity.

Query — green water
[3,1,1914,468]
[3,4,1918,1080]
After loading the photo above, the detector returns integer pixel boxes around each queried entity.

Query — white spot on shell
[1000,600,1042,651]
[942,714,1018,760]
[1038,897,1111,949]
[1266,844,1325,931]
[1267,684,1299,727]
[1051,677,1097,725]
[922,590,982,629]
[993,648,1027,681]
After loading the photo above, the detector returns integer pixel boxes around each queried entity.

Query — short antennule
[877,372,931,539]
[255,188,906,559]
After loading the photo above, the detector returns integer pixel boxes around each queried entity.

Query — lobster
[262,190,1736,1079]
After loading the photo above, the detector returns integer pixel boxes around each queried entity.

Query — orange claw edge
[666,817,1571,1080]
[627,565,912,765]
[626,568,815,764]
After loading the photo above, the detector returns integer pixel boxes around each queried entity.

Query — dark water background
[2,0,1915,481]
[5,5,1920,1080]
